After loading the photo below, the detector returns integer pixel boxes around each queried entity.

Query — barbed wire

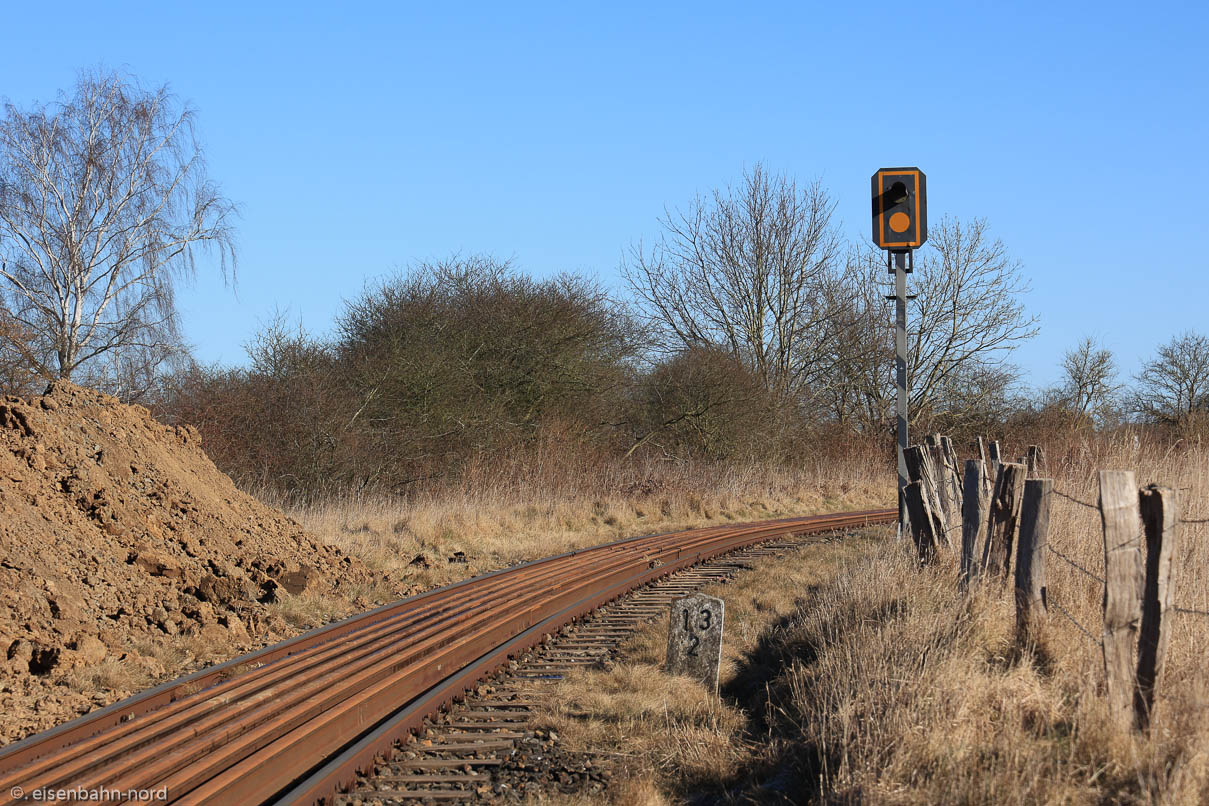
[1173,606,1209,618]
[1049,487,1208,526]
[1046,542,1106,584]
[1049,595,1103,647]
[1052,489,1098,509]
[1044,536,1209,617]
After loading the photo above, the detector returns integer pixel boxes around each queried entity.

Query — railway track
[0,509,893,805]
[341,537,824,803]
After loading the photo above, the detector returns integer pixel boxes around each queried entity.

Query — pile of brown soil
[0,382,396,743]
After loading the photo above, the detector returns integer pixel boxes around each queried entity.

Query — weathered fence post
[904,445,950,550]
[940,436,964,531]
[987,440,1002,495]
[1015,478,1051,644]
[960,459,989,589]
[981,462,1026,580]
[979,440,993,496]
[925,435,953,528]
[1099,470,1143,730]
[1135,485,1178,732]
[903,481,938,561]
[1026,445,1046,478]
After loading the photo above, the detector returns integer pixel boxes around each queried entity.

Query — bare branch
[622,164,842,405]
[0,68,236,393]
[1132,331,1209,430]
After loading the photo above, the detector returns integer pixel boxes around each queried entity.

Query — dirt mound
[0,382,393,742]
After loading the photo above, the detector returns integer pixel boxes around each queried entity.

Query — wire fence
[906,439,1209,731]
[1044,484,1209,621]
[1046,540,1105,585]
[1048,592,1103,647]
[909,447,1209,681]
[1173,605,1209,618]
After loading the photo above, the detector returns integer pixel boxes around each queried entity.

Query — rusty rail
[0,508,893,805]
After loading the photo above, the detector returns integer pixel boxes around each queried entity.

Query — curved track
[0,508,893,805]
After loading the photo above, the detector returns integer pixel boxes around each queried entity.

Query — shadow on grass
[676,594,910,805]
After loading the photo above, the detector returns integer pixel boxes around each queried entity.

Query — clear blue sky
[3,1,1206,390]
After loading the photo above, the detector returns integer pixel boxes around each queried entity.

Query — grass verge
[522,439,1209,805]
[524,528,890,805]
[284,459,891,613]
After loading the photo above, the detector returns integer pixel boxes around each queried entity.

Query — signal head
[871,168,927,251]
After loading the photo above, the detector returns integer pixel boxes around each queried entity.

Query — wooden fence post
[925,435,953,528]
[977,437,992,496]
[981,462,1026,580]
[1135,485,1178,732]
[960,459,989,589]
[905,445,950,550]
[1099,470,1143,731]
[1026,445,1046,478]
[1015,478,1051,644]
[987,440,1002,495]
[940,436,964,527]
[903,481,938,562]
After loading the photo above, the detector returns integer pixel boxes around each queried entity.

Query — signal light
[871,168,927,251]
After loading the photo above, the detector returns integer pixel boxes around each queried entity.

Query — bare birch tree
[0,70,235,391]
[621,164,843,404]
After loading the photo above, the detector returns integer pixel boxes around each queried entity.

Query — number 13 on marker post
[665,593,725,695]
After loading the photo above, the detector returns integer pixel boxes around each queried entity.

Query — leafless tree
[0,304,39,394]
[1053,336,1120,426]
[0,69,235,390]
[825,217,1037,434]
[815,249,893,432]
[621,164,843,404]
[927,361,1021,437]
[1133,331,1209,428]
[905,217,1037,419]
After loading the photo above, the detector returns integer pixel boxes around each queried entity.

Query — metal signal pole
[891,250,911,536]
[871,167,926,539]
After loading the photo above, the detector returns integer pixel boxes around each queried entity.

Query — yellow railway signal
[871,167,927,251]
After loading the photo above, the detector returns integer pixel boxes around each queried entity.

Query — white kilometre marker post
[666,593,725,695]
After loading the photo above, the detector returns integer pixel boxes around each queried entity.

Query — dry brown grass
[770,523,1208,803]
[525,531,887,804]
[285,457,891,603]
[521,436,1209,805]
[521,778,669,806]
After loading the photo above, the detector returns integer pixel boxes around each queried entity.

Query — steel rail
[0,518,747,776]
[0,508,893,805]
